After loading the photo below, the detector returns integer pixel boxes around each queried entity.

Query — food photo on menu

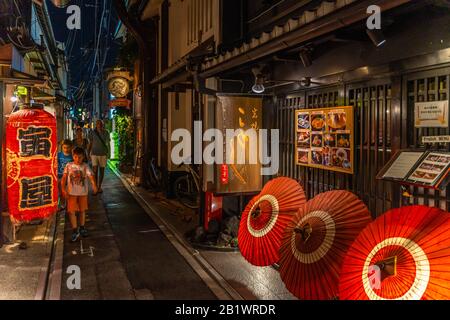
[311,133,323,147]
[311,113,326,131]
[324,134,336,147]
[322,147,332,166]
[327,111,347,132]
[337,134,351,148]
[297,148,310,164]
[311,149,323,165]
[297,131,311,147]
[408,152,450,186]
[297,113,310,130]
[410,170,439,183]
[331,148,351,169]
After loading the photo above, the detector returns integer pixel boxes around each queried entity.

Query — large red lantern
[6,105,58,222]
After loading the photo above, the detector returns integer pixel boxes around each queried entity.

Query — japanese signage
[415,100,448,128]
[107,70,132,98]
[109,98,131,109]
[295,106,354,174]
[6,106,58,221]
[215,95,263,194]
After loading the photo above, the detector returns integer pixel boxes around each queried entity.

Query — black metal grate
[348,84,393,217]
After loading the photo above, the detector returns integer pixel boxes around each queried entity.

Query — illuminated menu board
[295,106,354,174]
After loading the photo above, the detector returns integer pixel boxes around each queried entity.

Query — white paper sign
[423,136,450,144]
[415,100,448,128]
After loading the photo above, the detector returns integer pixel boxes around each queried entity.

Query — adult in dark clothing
[88,120,110,193]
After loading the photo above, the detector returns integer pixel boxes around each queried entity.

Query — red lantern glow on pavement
[6,106,58,222]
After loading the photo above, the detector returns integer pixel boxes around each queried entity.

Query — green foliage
[114,113,134,165]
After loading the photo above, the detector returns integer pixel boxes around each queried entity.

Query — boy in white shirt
[61,147,98,242]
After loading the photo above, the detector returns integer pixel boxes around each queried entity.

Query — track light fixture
[252,67,265,94]
[366,29,386,47]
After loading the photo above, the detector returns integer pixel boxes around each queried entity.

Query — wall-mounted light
[366,29,386,47]
[252,67,265,94]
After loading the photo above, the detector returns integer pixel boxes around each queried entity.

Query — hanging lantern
[6,104,58,222]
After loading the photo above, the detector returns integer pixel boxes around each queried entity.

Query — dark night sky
[46,0,121,105]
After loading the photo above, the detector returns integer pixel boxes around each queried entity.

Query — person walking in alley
[72,127,90,162]
[61,147,98,242]
[88,120,110,193]
[58,140,73,211]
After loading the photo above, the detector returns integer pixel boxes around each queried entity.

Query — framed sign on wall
[415,100,448,128]
[295,106,354,174]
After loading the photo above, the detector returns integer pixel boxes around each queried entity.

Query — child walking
[58,140,73,211]
[61,147,98,242]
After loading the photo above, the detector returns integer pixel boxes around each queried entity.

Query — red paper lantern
[6,106,58,222]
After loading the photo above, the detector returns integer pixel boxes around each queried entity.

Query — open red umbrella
[238,177,306,266]
[279,190,372,300]
[339,205,450,300]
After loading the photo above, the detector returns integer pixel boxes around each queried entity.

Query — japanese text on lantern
[18,126,52,158]
[20,176,53,209]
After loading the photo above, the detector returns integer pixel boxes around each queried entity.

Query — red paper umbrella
[339,205,450,300]
[279,190,372,300]
[238,177,306,267]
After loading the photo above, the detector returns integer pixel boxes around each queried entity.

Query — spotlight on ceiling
[252,67,265,94]
[366,29,386,47]
[299,48,313,68]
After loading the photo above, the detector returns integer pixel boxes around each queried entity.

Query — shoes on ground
[71,230,80,242]
[80,226,88,238]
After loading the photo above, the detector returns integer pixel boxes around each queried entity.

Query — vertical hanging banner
[6,105,58,222]
[215,95,263,194]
